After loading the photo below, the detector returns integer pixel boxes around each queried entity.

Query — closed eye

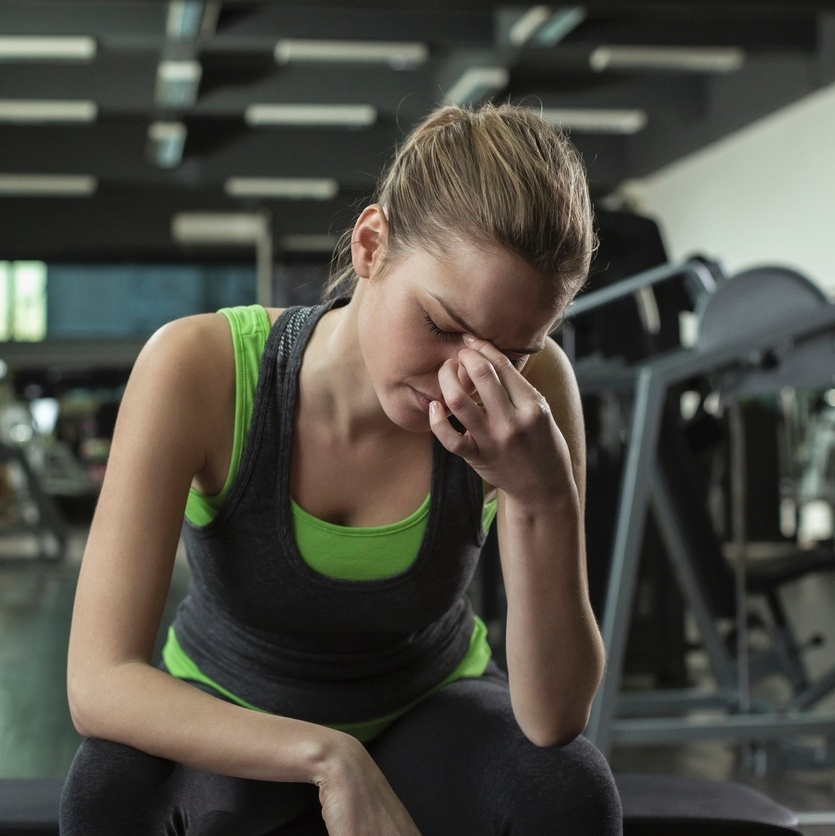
[424,314,458,342]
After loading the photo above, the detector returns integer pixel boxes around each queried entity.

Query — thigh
[60,737,320,836]
[367,665,622,835]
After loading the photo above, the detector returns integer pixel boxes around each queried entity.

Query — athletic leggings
[60,664,622,835]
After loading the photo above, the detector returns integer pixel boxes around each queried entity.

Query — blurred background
[1,2,834,832]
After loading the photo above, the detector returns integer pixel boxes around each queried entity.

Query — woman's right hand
[315,735,420,835]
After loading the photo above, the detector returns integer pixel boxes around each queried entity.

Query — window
[0,261,48,341]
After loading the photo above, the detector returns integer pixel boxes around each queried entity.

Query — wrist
[306,727,363,787]
[502,482,580,523]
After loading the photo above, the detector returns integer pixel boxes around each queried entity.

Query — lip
[410,386,450,416]
[411,386,434,413]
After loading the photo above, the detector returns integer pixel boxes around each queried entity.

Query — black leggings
[60,665,622,835]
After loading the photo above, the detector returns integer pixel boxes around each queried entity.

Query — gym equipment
[617,772,801,835]
[565,260,835,759]
[0,778,63,836]
[0,442,67,562]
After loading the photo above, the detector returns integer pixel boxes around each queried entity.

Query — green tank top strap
[185,304,271,527]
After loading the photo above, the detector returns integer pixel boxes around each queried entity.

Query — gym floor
[1,525,834,834]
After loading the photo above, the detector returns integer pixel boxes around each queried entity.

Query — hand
[429,335,575,504]
[316,736,421,835]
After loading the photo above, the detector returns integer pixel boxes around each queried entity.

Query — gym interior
[1,2,834,833]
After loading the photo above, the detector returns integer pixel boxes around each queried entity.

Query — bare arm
[496,340,603,746]
[430,336,604,747]
[67,313,338,780]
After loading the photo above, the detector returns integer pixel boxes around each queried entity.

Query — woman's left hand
[429,335,575,504]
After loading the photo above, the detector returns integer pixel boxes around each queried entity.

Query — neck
[300,296,399,441]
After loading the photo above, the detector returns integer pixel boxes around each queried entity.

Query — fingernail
[429,400,440,414]
[463,333,477,345]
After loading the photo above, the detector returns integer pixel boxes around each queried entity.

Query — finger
[461,334,534,405]
[429,400,477,458]
[454,347,515,419]
[437,359,487,433]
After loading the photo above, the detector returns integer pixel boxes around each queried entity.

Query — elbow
[66,669,103,739]
[516,708,590,748]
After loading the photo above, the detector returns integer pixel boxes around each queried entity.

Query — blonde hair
[324,102,595,308]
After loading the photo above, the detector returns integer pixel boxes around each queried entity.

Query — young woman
[61,103,622,834]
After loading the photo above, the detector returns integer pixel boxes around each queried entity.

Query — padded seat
[0,778,63,835]
[616,772,802,835]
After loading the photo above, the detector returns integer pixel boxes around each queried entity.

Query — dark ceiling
[1,0,834,266]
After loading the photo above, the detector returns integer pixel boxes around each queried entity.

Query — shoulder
[523,335,586,488]
[125,313,240,436]
[138,312,233,382]
[523,335,581,416]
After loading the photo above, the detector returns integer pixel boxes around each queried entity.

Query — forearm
[498,489,605,746]
[68,660,352,785]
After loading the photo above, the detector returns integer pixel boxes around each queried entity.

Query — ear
[350,204,389,279]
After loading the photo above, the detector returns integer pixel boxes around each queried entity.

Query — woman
[61,102,622,834]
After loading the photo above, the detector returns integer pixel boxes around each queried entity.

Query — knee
[500,734,623,834]
[60,738,175,834]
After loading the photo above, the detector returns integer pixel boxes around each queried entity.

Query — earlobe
[350,204,388,279]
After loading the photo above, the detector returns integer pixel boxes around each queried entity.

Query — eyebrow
[429,293,544,355]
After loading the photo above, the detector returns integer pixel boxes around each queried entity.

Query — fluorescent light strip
[444,67,509,106]
[0,174,97,196]
[225,177,339,200]
[275,39,427,69]
[509,6,553,46]
[172,212,268,244]
[535,7,587,46]
[0,100,97,123]
[0,36,96,60]
[245,104,377,128]
[541,107,647,134]
[148,121,187,168]
[155,60,202,108]
[166,0,205,39]
[279,234,339,253]
[590,46,745,73]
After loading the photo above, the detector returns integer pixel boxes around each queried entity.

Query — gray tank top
[171,302,490,724]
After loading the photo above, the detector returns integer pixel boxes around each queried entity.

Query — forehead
[411,241,560,340]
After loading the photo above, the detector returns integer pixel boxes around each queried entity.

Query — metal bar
[585,367,665,753]
[612,712,835,745]
[564,259,719,321]
[649,469,738,689]
[618,689,738,715]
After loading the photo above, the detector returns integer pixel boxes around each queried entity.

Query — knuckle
[445,391,470,412]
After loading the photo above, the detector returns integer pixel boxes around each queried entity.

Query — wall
[619,80,835,297]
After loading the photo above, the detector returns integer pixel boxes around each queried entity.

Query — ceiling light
[444,67,509,106]
[147,121,187,168]
[275,39,428,69]
[279,234,339,253]
[245,104,377,128]
[0,100,97,123]
[0,174,97,196]
[590,46,745,73]
[541,107,647,134]
[509,6,553,47]
[535,7,587,46]
[172,212,268,244]
[166,0,205,39]
[155,60,202,108]
[225,177,339,200]
[0,36,96,61]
